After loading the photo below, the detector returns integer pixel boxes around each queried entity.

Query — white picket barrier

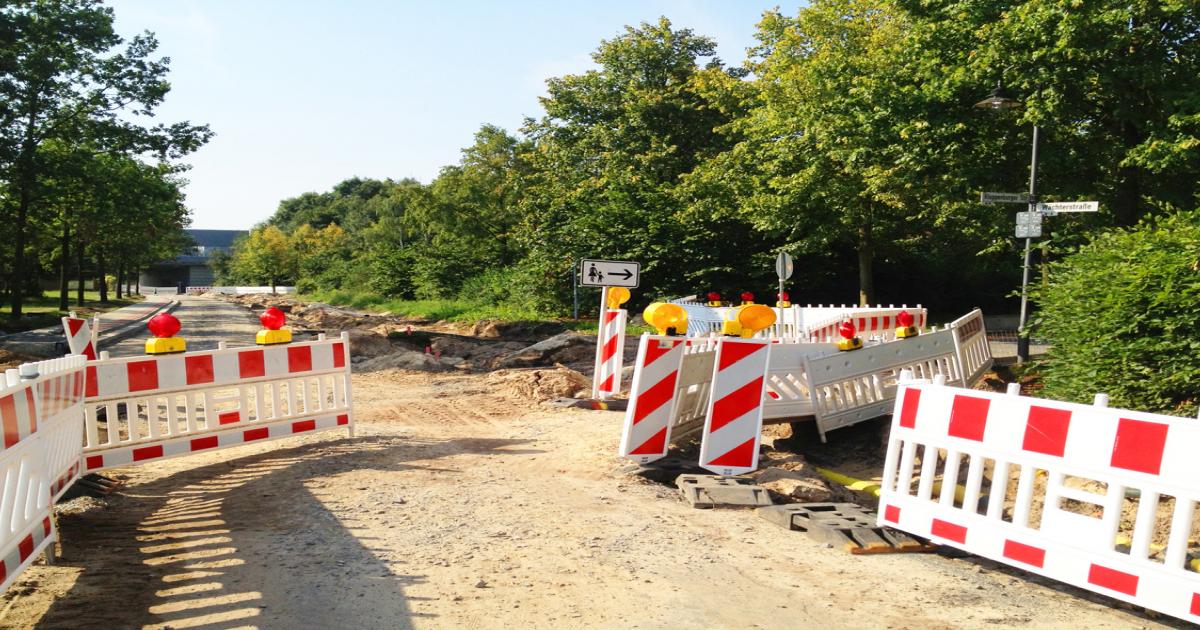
[0,355,87,591]
[81,333,353,472]
[879,376,1200,624]
[668,299,928,344]
[950,308,991,386]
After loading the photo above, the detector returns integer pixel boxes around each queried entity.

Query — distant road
[107,294,260,357]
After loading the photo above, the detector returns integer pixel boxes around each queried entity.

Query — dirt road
[107,294,261,357]
[0,296,1182,629]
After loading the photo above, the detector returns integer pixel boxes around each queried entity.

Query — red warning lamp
[260,307,286,330]
[706,291,722,306]
[836,319,862,352]
[740,291,755,305]
[896,309,918,339]
[776,291,791,308]
[145,312,185,354]
[148,312,181,338]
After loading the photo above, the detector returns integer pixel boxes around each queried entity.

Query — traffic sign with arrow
[580,259,640,288]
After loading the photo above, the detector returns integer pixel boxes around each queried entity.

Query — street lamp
[976,83,1038,364]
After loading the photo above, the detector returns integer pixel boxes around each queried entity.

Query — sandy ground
[0,364,1184,630]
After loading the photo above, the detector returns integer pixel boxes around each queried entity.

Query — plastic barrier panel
[950,308,992,386]
[698,338,771,476]
[618,335,685,463]
[761,343,836,419]
[61,315,98,360]
[81,333,353,472]
[592,308,627,400]
[805,327,963,442]
[0,355,87,592]
[879,377,1200,624]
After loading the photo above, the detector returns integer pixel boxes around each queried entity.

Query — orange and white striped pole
[698,337,772,476]
[591,287,630,400]
[618,334,685,463]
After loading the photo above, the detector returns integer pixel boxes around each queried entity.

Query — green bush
[1033,209,1200,416]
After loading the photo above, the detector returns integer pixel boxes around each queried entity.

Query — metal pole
[572,261,579,320]
[1017,124,1039,364]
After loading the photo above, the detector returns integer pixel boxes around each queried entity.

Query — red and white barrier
[698,338,771,475]
[591,308,627,400]
[0,355,88,592]
[61,315,98,360]
[81,333,353,472]
[879,375,1200,624]
[618,335,686,463]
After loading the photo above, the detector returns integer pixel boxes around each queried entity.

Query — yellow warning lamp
[895,310,918,339]
[705,291,722,307]
[643,302,689,336]
[606,287,631,310]
[145,312,186,354]
[776,291,791,308]
[256,307,293,345]
[836,320,862,351]
[722,303,777,338]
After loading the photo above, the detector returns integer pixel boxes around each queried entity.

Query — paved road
[107,294,260,357]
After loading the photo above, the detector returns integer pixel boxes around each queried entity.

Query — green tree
[229,226,295,292]
[0,0,210,318]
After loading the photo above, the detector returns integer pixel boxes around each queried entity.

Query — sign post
[775,251,793,306]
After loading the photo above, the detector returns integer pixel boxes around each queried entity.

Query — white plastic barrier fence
[591,308,627,400]
[879,376,1200,624]
[668,300,928,343]
[950,308,991,386]
[0,355,87,591]
[805,326,963,442]
[61,315,99,360]
[81,333,353,472]
[187,286,297,295]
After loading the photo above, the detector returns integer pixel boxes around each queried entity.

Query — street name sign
[775,252,794,281]
[981,191,1031,204]
[580,259,640,288]
[1038,201,1098,214]
[1015,211,1042,238]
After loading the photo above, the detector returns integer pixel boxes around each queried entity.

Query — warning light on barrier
[145,312,186,354]
[776,291,790,308]
[256,307,293,345]
[722,303,777,338]
[740,291,754,305]
[606,287,631,310]
[836,320,862,351]
[706,292,721,307]
[896,309,918,339]
[644,302,688,336]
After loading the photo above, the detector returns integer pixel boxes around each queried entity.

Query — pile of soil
[0,349,40,372]
[484,365,591,402]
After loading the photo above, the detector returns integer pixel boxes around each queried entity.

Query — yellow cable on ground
[815,467,882,497]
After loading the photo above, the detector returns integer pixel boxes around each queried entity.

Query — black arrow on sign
[613,269,633,280]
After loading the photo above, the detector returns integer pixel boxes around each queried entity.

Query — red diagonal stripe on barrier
[597,373,614,394]
[67,318,84,335]
[1191,593,1200,617]
[1088,564,1139,596]
[643,341,676,367]
[18,535,33,562]
[604,310,619,324]
[717,342,764,371]
[883,505,900,524]
[707,436,756,467]
[601,335,619,362]
[1002,539,1046,568]
[630,427,667,455]
[82,342,96,361]
[632,373,677,425]
[1111,418,1168,475]
[1,394,18,448]
[710,376,764,433]
[931,518,967,544]
[1023,406,1072,457]
[42,517,50,538]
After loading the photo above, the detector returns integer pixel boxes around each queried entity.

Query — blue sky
[107,1,803,229]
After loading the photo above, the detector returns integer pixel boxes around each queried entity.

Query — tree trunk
[857,226,875,307]
[9,177,31,320]
[58,217,69,311]
[115,264,123,300]
[1112,119,1144,227]
[98,254,108,303]
[76,244,85,306]
[134,268,140,295]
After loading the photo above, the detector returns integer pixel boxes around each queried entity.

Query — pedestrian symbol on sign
[587,264,604,284]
